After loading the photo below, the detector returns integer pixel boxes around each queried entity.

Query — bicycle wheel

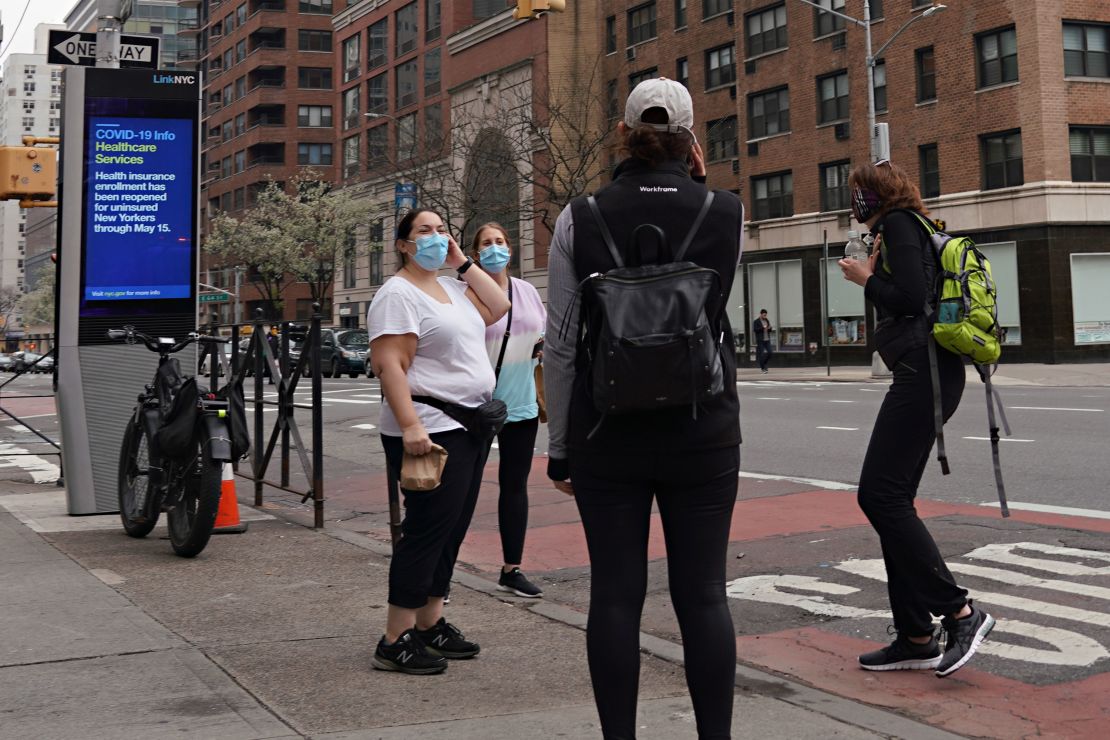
[166,437,222,558]
[118,417,159,537]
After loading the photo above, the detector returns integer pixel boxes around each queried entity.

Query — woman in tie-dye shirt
[471,223,546,599]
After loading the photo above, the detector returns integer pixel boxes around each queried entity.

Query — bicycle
[108,326,236,558]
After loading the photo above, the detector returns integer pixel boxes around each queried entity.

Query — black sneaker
[498,567,544,598]
[859,632,942,671]
[414,618,480,659]
[936,601,995,678]
[371,629,447,675]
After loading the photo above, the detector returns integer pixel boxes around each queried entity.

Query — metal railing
[0,349,61,484]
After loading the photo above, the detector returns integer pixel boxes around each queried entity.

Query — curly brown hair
[848,161,929,219]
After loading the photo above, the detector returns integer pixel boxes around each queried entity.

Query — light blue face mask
[478,244,511,273]
[409,233,449,271]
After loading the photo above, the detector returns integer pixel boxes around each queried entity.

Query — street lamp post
[795,1,946,161]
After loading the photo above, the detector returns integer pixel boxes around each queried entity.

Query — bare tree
[0,286,24,339]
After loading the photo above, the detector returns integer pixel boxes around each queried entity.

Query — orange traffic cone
[212,462,248,534]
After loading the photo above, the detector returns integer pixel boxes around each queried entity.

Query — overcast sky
[0,0,70,63]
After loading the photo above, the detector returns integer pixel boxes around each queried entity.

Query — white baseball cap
[624,77,694,138]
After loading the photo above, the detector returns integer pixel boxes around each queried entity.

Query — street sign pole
[96,0,126,69]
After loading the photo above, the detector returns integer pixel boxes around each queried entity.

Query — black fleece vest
[567,157,742,455]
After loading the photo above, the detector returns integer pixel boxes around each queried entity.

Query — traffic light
[513,0,567,20]
[0,146,57,201]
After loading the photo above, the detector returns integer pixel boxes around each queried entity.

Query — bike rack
[0,349,62,485]
[199,308,325,529]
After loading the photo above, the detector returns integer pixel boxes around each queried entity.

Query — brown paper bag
[534,362,547,423]
[401,443,448,491]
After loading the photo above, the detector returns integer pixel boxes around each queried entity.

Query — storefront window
[976,242,1021,344]
[822,256,866,345]
[749,259,805,352]
[724,267,746,348]
[1071,253,1110,344]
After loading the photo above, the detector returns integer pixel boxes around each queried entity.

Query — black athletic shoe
[371,629,447,675]
[859,632,942,671]
[497,567,544,598]
[414,618,480,659]
[936,601,995,678]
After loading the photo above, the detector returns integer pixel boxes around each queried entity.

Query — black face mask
[851,187,883,224]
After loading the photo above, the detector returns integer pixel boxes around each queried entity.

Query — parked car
[34,354,54,374]
[319,328,369,378]
[10,351,43,374]
[0,353,12,372]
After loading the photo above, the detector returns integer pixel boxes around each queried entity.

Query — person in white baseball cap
[623,76,696,139]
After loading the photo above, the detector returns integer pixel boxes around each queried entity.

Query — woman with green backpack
[838,160,995,678]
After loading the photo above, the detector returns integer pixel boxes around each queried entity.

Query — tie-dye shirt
[485,277,546,422]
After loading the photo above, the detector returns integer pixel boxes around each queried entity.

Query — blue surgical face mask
[408,233,449,271]
[478,244,511,273]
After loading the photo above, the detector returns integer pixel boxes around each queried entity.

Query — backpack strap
[925,337,950,476]
[674,191,716,261]
[493,279,513,380]
[977,363,1013,517]
[586,195,625,269]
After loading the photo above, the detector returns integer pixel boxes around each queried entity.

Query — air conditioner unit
[748,141,759,156]
[726,11,734,27]
[626,46,636,62]
[834,122,850,140]
[745,60,757,75]
[831,32,846,50]
[728,85,737,99]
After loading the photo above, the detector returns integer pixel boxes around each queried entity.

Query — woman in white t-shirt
[471,223,547,599]
[366,208,510,676]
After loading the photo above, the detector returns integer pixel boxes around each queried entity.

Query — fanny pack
[412,395,507,442]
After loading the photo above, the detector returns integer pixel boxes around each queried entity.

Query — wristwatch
[456,258,474,275]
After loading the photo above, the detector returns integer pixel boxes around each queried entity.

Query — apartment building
[64,0,199,69]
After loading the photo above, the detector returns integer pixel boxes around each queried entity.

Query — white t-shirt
[366,275,495,436]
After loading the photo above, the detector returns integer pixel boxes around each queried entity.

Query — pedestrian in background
[544,78,744,739]
[751,309,774,373]
[839,160,994,678]
[367,208,511,675]
[472,222,546,598]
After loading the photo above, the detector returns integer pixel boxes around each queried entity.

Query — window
[235,40,246,64]
[868,0,883,18]
[343,242,357,289]
[748,87,790,139]
[817,70,849,123]
[474,0,504,18]
[343,135,361,178]
[396,60,418,108]
[606,80,619,119]
[299,30,332,52]
[368,125,388,167]
[426,0,441,41]
[424,48,441,96]
[298,67,332,89]
[873,59,887,113]
[749,259,805,352]
[396,3,418,56]
[1071,254,1110,344]
[676,57,689,88]
[23,82,35,94]
[370,248,384,286]
[820,161,850,211]
[368,19,388,70]
[221,156,232,179]
[236,113,247,136]
[675,0,686,29]
[746,3,787,57]
[298,105,333,127]
[342,34,360,82]
[299,0,332,13]
[976,243,1021,345]
[977,26,1018,88]
[234,150,246,174]
[629,68,659,89]
[980,130,1023,189]
[704,0,730,18]
[822,255,867,345]
[22,100,34,111]
[425,103,443,149]
[706,117,738,162]
[223,84,233,105]
[751,171,793,220]
[916,46,936,101]
[705,44,736,89]
[368,74,388,114]
[1069,127,1110,182]
[1063,22,1109,78]
[813,0,846,38]
[606,16,617,54]
[222,120,233,141]
[235,76,246,99]
[397,113,417,161]
[919,143,940,197]
[343,86,361,130]
[627,3,657,46]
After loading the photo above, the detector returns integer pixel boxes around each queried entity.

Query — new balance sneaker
[414,618,480,659]
[498,567,544,598]
[858,633,942,671]
[936,601,995,678]
[371,629,447,675]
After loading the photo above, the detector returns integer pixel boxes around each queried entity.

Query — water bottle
[844,230,869,262]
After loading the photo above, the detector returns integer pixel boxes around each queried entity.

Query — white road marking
[816,426,859,431]
[978,502,1110,520]
[963,436,1036,442]
[7,412,56,419]
[947,561,1110,601]
[755,397,786,400]
[963,542,1110,576]
[738,471,857,491]
[0,443,60,483]
[858,388,882,392]
[1009,406,1103,412]
[351,423,377,430]
[829,400,855,403]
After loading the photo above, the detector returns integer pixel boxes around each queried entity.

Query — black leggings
[493,416,539,565]
[857,345,968,636]
[571,446,740,740]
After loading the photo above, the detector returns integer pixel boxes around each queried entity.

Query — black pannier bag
[217,375,251,459]
[156,376,202,460]
[154,358,185,418]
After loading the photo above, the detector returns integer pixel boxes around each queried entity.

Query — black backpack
[564,191,726,438]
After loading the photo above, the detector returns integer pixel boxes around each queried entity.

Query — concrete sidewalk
[0,484,958,740]
[738,361,1110,386]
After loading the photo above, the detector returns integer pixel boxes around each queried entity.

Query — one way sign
[47,30,160,69]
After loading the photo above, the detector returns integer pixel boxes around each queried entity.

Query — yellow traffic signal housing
[513,0,566,20]
[0,146,57,201]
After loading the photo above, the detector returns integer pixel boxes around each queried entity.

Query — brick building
[183,0,345,323]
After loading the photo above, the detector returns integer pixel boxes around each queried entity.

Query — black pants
[571,446,740,740]
[756,340,773,370]
[382,430,488,609]
[857,345,969,637]
[493,416,539,565]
